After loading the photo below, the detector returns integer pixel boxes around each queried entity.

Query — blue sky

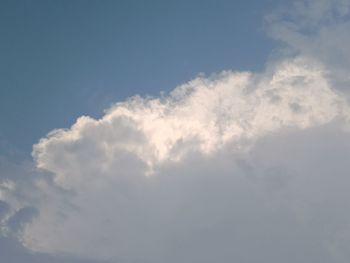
[1,0,279,155]
[2,1,350,263]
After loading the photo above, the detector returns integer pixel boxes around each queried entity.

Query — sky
[1,0,350,262]
[0,0,278,154]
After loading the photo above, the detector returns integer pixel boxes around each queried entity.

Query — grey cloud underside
[4,123,350,263]
[0,236,107,263]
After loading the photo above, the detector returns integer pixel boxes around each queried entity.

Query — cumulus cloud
[1,0,350,262]
[11,57,349,262]
[32,57,348,187]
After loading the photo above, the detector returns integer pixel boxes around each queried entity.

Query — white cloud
[33,57,348,188]
[12,57,349,262]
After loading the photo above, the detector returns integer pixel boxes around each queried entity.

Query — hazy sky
[1,0,350,262]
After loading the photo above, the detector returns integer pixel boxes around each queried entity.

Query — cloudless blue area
[0,0,281,156]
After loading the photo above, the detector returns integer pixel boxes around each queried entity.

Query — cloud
[1,0,350,262]
[265,0,350,93]
[8,57,347,262]
[32,57,348,188]
[0,156,109,263]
